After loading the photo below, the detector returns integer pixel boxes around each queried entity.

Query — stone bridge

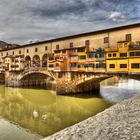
[56,72,112,94]
[3,70,140,94]
[18,67,56,81]
[5,67,56,88]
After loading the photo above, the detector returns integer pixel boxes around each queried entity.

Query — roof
[22,23,140,47]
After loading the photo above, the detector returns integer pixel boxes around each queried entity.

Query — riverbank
[42,95,140,140]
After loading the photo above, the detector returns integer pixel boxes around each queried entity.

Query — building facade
[0,23,140,74]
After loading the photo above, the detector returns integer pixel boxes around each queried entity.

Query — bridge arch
[32,55,40,67]
[18,70,55,88]
[42,54,48,67]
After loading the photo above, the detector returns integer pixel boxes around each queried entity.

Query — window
[7,52,8,56]
[1,53,3,56]
[120,53,127,57]
[130,52,140,56]
[12,51,14,55]
[131,63,140,69]
[108,54,112,57]
[96,63,99,68]
[78,55,86,60]
[35,48,38,52]
[78,48,85,52]
[19,50,21,54]
[49,64,54,68]
[120,64,127,68]
[71,49,76,52]
[124,43,128,47]
[87,53,95,58]
[113,53,116,57]
[126,34,132,41]
[56,45,59,50]
[110,64,115,68]
[27,49,29,53]
[45,46,47,51]
[62,50,66,54]
[104,37,109,43]
[136,41,140,46]
[55,63,59,67]
[70,42,73,48]
[85,40,90,46]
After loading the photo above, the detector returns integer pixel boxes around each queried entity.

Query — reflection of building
[0,23,140,73]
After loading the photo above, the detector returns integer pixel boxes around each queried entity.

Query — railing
[128,45,140,50]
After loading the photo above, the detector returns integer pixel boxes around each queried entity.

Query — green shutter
[77,63,81,68]
[84,64,88,68]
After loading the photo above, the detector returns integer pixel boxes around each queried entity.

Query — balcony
[128,45,140,50]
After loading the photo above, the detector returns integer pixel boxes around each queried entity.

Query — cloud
[109,12,126,22]
[0,0,139,44]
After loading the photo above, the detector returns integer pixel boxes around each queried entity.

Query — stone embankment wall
[42,95,140,140]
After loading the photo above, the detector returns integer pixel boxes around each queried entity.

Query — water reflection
[100,77,140,103]
[0,86,111,138]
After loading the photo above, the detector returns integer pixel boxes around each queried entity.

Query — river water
[0,77,140,140]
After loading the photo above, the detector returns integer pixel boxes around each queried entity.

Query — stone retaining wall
[42,95,140,140]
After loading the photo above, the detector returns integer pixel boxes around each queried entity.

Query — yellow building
[106,41,140,74]
[128,42,140,73]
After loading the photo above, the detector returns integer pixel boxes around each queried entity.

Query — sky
[0,0,140,45]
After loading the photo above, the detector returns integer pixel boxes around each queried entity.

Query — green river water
[1,77,140,140]
[0,85,111,140]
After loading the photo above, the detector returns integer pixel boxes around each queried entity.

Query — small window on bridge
[104,37,109,43]
[126,34,132,41]
[108,54,112,57]
[45,46,48,51]
[110,64,115,68]
[19,50,21,54]
[35,48,38,52]
[85,40,90,46]
[70,42,73,48]
[56,45,60,50]
[120,64,127,68]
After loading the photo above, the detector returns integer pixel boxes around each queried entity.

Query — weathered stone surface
[42,95,140,140]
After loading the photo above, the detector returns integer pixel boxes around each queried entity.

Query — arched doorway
[25,56,31,68]
[32,55,40,67]
[42,54,48,67]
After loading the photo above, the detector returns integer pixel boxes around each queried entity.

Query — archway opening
[32,55,40,67]
[25,56,31,68]
[42,54,48,67]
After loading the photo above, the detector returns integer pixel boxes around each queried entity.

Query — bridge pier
[56,72,110,95]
